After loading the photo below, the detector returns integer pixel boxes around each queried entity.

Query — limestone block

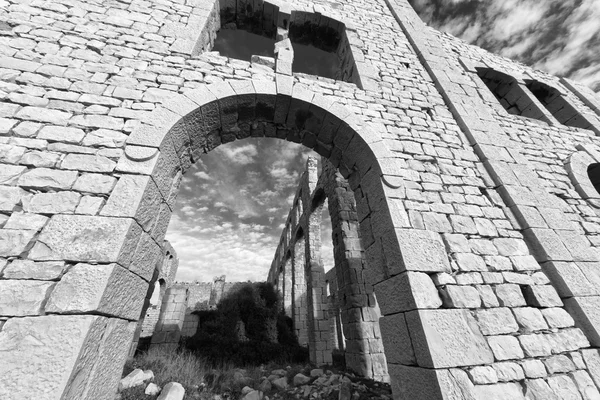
[547,375,582,400]
[375,271,441,314]
[37,125,85,143]
[100,174,163,231]
[83,128,127,148]
[129,232,163,281]
[406,309,493,368]
[521,360,547,379]
[541,307,574,329]
[0,228,37,256]
[440,285,481,308]
[16,106,71,125]
[46,263,147,321]
[119,369,154,390]
[550,328,589,353]
[492,362,524,382]
[472,382,525,400]
[157,382,185,400]
[475,308,519,335]
[23,191,81,214]
[570,370,600,400]
[524,379,559,400]
[523,285,563,307]
[378,313,416,365]
[0,280,55,316]
[18,167,78,190]
[519,334,553,357]
[487,335,524,360]
[544,354,576,374]
[393,229,451,274]
[468,366,498,384]
[513,308,548,332]
[565,296,600,347]
[29,214,142,267]
[61,153,116,173]
[0,186,28,212]
[0,164,26,185]
[1,260,66,280]
[4,212,48,231]
[544,261,600,297]
[494,284,526,307]
[73,173,117,194]
[523,228,571,262]
[582,350,600,389]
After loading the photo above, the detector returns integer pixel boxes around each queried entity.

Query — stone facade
[268,157,388,381]
[0,0,600,399]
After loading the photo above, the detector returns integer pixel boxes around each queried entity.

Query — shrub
[182,281,308,366]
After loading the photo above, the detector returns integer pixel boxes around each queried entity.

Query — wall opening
[289,12,345,80]
[526,80,594,130]
[588,163,600,194]
[476,68,546,121]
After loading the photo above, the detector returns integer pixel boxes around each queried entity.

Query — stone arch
[3,80,453,399]
[566,145,600,208]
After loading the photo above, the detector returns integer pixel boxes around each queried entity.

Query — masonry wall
[1,0,600,398]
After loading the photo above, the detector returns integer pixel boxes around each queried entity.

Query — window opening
[526,80,594,130]
[588,163,600,195]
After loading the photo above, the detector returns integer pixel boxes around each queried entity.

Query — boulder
[157,382,185,400]
[310,369,324,378]
[272,377,288,391]
[145,383,161,395]
[258,378,272,393]
[241,386,254,395]
[119,369,153,391]
[240,389,262,400]
[293,373,311,387]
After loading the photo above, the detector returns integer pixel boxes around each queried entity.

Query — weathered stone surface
[0,229,37,256]
[0,164,26,184]
[37,125,85,143]
[61,153,117,173]
[23,191,81,214]
[0,280,55,316]
[73,173,117,194]
[29,215,142,266]
[521,360,547,379]
[565,296,600,347]
[46,263,147,321]
[157,382,185,400]
[547,375,582,400]
[4,212,49,231]
[1,260,66,280]
[375,271,442,314]
[379,312,416,365]
[393,229,451,273]
[493,362,524,382]
[16,106,71,125]
[513,308,548,332]
[406,309,494,368]
[146,383,161,395]
[542,307,575,328]
[293,373,311,386]
[468,366,498,384]
[475,308,519,335]
[119,369,154,391]
[524,379,559,400]
[473,382,525,400]
[487,335,525,360]
[18,167,78,190]
[440,285,481,308]
[272,377,288,391]
[0,186,28,212]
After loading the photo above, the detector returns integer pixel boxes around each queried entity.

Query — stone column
[323,159,389,381]
[292,235,308,346]
[283,256,293,316]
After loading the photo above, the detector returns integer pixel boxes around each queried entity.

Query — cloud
[217,143,259,165]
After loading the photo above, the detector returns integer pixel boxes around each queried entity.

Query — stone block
[1,260,66,280]
[570,370,600,400]
[375,271,441,314]
[101,174,163,232]
[513,307,548,332]
[0,186,28,212]
[46,263,147,321]
[393,229,451,274]
[4,212,48,231]
[61,153,116,173]
[18,167,78,190]
[378,313,415,365]
[0,164,27,185]
[129,233,163,281]
[523,228,572,262]
[542,307,574,328]
[29,214,142,267]
[544,354,576,374]
[524,379,559,400]
[544,261,600,297]
[523,285,563,307]
[406,309,493,368]
[547,375,581,400]
[439,285,481,308]
[521,360,547,379]
[468,366,498,384]
[472,382,525,400]
[494,284,526,307]
[492,362,524,382]
[23,191,81,214]
[518,334,552,357]
[0,280,55,316]
[73,173,117,194]
[0,229,37,256]
[475,308,518,335]
[487,335,524,360]
[0,315,134,400]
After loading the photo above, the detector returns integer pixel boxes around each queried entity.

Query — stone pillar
[150,287,189,349]
[292,235,308,346]
[283,256,293,316]
[323,160,389,381]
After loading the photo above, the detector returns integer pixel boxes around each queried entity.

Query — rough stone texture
[2,0,600,398]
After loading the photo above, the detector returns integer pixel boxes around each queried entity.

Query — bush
[182,281,308,366]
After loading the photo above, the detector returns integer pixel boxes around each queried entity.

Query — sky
[167,0,600,283]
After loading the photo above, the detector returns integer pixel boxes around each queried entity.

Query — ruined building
[2,0,600,399]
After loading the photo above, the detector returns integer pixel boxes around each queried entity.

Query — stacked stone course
[1,0,600,398]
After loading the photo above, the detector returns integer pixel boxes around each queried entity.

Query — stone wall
[268,157,388,381]
[2,0,600,398]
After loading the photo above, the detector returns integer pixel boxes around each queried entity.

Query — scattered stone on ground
[119,368,154,391]
[146,383,161,395]
[157,382,185,400]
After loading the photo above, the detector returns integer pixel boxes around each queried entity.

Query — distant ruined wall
[268,157,388,381]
